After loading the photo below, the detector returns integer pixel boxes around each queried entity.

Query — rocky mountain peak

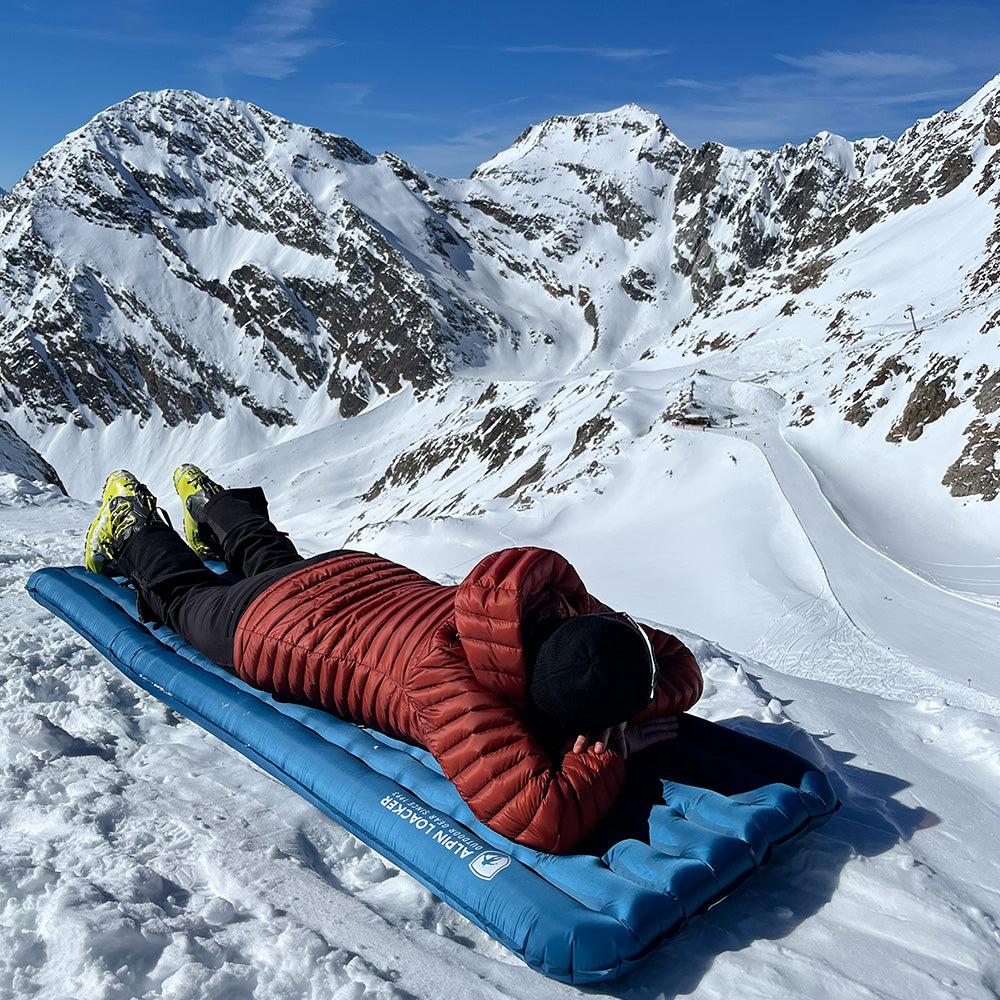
[472,104,686,179]
[0,89,513,436]
[952,71,1000,122]
[12,88,376,212]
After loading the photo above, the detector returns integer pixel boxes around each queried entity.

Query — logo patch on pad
[469,850,511,880]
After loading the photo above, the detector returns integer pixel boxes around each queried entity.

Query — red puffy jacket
[233,546,702,853]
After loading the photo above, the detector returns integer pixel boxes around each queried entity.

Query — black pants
[117,487,345,670]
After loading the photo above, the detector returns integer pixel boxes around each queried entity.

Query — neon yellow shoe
[84,470,162,574]
[172,464,223,559]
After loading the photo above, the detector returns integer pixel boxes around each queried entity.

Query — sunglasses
[599,611,659,701]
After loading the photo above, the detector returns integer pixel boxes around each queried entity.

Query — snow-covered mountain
[0,92,515,434]
[4,84,1000,999]
[1,80,999,566]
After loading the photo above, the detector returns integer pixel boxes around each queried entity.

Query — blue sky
[1,0,998,189]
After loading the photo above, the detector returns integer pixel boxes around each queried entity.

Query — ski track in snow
[2,474,1000,999]
[682,376,1000,714]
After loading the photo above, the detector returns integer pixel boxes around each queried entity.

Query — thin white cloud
[776,50,953,78]
[465,95,531,116]
[642,39,979,152]
[651,67,974,151]
[324,82,372,108]
[661,78,721,91]
[205,0,337,80]
[503,44,671,60]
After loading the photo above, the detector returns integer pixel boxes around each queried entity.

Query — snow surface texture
[3,385,1000,998]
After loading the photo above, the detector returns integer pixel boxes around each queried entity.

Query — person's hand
[624,715,679,755]
[570,722,628,756]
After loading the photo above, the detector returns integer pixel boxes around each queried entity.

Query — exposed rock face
[844,357,912,428]
[940,366,1000,501]
[361,401,537,503]
[0,91,508,433]
[943,419,1000,500]
[0,419,66,491]
[973,368,1000,415]
[886,356,962,443]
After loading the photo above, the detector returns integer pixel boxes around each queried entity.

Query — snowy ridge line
[712,426,867,638]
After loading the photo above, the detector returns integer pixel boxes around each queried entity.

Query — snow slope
[2,386,999,998]
[0,420,65,491]
[2,78,1000,999]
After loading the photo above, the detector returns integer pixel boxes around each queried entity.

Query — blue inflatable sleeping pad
[26,565,838,983]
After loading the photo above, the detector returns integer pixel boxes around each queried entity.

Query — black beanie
[529,614,653,733]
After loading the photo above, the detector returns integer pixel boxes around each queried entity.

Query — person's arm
[410,644,626,854]
[640,627,702,718]
[434,722,626,853]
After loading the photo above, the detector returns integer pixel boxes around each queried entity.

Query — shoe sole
[84,470,156,574]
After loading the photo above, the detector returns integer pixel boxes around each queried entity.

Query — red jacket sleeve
[578,594,703,719]
[639,628,703,718]
[410,641,625,854]
[453,547,588,706]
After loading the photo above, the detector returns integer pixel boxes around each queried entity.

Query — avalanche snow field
[2,404,1000,999]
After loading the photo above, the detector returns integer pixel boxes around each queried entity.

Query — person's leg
[198,487,304,579]
[85,470,304,670]
[119,522,355,671]
[117,521,286,669]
